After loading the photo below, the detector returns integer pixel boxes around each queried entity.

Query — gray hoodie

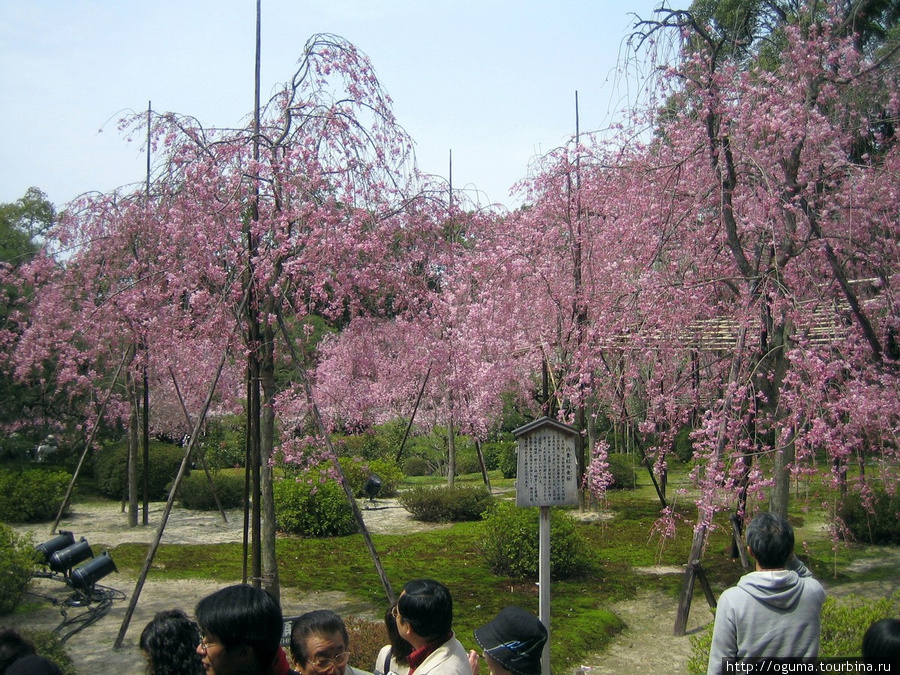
[706,557,826,675]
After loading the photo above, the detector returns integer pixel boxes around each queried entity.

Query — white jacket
[412,634,471,675]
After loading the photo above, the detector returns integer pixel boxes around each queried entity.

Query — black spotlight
[49,538,94,575]
[35,531,76,566]
[70,551,117,592]
[363,473,382,506]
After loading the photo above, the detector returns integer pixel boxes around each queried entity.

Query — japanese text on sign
[516,427,579,507]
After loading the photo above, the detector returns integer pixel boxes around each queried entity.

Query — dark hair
[0,628,36,672]
[384,603,412,665]
[195,584,284,669]
[746,512,794,569]
[398,579,453,641]
[290,610,349,666]
[862,618,900,667]
[140,609,205,675]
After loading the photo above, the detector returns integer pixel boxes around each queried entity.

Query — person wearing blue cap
[472,607,547,675]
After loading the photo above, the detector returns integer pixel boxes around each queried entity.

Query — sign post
[512,417,580,675]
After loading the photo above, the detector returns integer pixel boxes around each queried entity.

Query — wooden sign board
[513,417,579,507]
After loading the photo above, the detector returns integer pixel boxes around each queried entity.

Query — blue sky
[0,1,664,210]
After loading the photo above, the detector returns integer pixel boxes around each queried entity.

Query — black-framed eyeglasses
[310,651,351,670]
[198,635,220,651]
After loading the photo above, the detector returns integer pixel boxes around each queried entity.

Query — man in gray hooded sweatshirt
[707,512,826,675]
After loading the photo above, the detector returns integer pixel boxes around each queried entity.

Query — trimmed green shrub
[0,468,70,523]
[400,485,494,523]
[402,456,432,476]
[454,449,483,476]
[202,416,247,470]
[821,591,900,657]
[673,425,696,463]
[607,453,638,490]
[687,591,900,674]
[497,441,518,479]
[334,432,391,461]
[0,433,38,462]
[15,630,76,675]
[273,477,357,537]
[174,471,245,510]
[686,622,713,675]
[479,502,590,580]
[93,440,187,500]
[479,442,506,471]
[0,523,37,615]
[838,487,900,545]
[337,457,403,498]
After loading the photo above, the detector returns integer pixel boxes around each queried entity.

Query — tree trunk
[447,416,456,488]
[142,363,150,526]
[126,368,140,527]
[260,321,280,600]
[769,433,795,519]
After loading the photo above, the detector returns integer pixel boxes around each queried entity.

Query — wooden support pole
[394,366,430,465]
[675,525,709,636]
[276,308,395,604]
[730,513,750,571]
[169,367,229,523]
[475,438,491,492]
[50,349,131,534]
[114,340,233,648]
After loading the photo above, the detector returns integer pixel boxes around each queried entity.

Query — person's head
[5,654,63,675]
[194,584,284,675]
[289,610,350,675]
[396,579,453,644]
[140,609,204,675]
[0,628,35,672]
[862,618,900,667]
[474,607,547,675]
[746,512,794,569]
[383,603,412,665]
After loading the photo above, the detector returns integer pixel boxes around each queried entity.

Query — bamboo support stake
[394,365,430,465]
[114,341,233,649]
[169,367,229,523]
[114,292,248,648]
[276,308,395,604]
[50,348,132,534]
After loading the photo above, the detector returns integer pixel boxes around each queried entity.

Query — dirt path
[575,577,710,674]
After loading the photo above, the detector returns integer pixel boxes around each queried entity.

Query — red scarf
[407,633,453,674]
[273,647,294,675]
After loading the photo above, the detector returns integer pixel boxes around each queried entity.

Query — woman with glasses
[289,610,364,675]
[195,584,289,675]
[374,603,411,675]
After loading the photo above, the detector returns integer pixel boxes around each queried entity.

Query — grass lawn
[7,458,899,672]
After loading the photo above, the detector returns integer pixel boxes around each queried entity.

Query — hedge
[273,477,357,537]
[399,485,494,522]
[93,440,187,500]
[479,502,590,580]
[0,468,70,523]
[0,523,37,615]
[174,471,245,510]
